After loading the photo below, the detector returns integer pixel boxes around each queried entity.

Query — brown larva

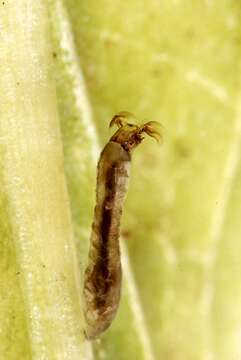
[83,111,162,339]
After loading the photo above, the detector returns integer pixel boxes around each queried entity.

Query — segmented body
[83,141,130,339]
[83,112,161,339]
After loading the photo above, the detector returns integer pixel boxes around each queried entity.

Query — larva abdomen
[83,112,162,339]
[84,141,130,339]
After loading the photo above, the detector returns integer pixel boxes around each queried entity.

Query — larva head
[109,111,163,152]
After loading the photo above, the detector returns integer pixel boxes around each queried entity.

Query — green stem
[0,2,86,358]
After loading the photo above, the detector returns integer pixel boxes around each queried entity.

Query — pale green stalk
[0,2,86,359]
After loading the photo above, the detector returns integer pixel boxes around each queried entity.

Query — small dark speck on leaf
[16,271,21,275]
[104,38,114,48]
[121,229,132,239]
[52,52,57,58]
[2,2,5,5]
[185,28,195,39]
[152,68,161,77]
[174,138,191,158]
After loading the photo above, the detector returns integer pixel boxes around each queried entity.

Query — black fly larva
[83,111,162,339]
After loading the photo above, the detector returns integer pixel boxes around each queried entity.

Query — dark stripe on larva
[99,165,117,265]
[91,165,118,307]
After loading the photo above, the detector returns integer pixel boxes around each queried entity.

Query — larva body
[84,141,130,339]
[83,112,162,339]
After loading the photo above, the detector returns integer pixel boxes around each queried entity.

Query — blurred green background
[0,1,241,359]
